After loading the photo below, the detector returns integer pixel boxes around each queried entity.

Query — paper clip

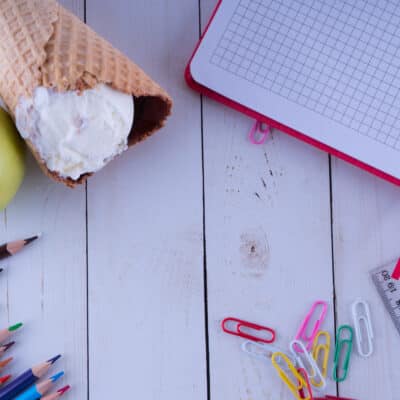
[248,120,270,145]
[297,367,314,400]
[314,396,357,400]
[241,340,296,366]
[295,301,328,352]
[333,325,353,382]
[271,352,311,400]
[290,340,326,390]
[352,300,373,357]
[221,317,275,343]
[311,331,330,388]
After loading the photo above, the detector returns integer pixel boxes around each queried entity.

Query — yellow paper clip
[271,352,311,400]
[311,330,330,388]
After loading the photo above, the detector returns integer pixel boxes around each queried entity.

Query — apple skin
[0,108,25,210]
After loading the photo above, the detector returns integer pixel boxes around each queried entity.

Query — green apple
[0,108,25,210]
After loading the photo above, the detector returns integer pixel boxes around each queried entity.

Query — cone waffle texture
[0,0,172,187]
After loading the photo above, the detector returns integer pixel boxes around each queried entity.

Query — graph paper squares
[210,0,400,150]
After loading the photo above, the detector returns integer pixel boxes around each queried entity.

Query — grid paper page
[191,0,400,179]
[211,0,400,149]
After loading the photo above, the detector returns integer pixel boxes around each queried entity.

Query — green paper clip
[333,325,354,382]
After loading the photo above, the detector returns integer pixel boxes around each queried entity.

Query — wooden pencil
[0,355,61,400]
[0,376,11,387]
[0,358,12,370]
[0,343,14,358]
[14,371,64,400]
[0,323,23,343]
[40,386,70,400]
[0,235,40,261]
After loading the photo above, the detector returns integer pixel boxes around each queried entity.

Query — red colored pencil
[41,386,70,400]
[0,376,11,387]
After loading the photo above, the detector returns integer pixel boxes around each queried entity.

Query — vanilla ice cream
[16,84,134,180]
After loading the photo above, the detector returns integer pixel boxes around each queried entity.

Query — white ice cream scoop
[16,84,134,180]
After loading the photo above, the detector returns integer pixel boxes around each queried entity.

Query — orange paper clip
[221,317,275,343]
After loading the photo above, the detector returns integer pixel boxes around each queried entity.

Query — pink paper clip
[248,120,270,144]
[221,317,275,343]
[295,301,328,352]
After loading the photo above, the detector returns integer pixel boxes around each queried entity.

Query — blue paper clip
[333,325,354,382]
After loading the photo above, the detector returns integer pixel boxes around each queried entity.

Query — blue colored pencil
[0,355,61,400]
[14,371,64,400]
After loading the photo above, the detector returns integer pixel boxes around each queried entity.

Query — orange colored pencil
[0,358,12,370]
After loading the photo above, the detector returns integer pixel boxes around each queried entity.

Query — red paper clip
[314,396,357,400]
[221,317,275,343]
[297,367,313,400]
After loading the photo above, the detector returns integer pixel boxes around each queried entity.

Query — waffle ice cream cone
[0,0,172,187]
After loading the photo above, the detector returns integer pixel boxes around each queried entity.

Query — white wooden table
[1,1,400,399]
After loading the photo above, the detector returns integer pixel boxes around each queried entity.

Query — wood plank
[86,0,206,398]
[332,160,400,399]
[0,2,87,398]
[200,1,335,399]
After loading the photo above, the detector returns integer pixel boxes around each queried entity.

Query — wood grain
[332,159,400,398]
[0,3,87,399]
[0,1,398,400]
[86,0,206,398]
[200,1,336,398]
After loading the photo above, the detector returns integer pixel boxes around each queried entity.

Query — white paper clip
[241,340,296,365]
[352,299,374,357]
[290,339,327,390]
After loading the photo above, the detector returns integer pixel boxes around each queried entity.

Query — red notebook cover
[185,0,400,186]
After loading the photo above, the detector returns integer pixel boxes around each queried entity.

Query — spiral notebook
[186,0,400,185]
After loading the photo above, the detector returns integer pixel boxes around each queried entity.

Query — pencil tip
[3,342,15,351]
[47,354,61,364]
[1,357,13,367]
[57,385,70,395]
[8,322,23,332]
[24,235,40,246]
[50,371,64,382]
[0,375,11,384]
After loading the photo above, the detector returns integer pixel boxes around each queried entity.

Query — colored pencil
[0,323,23,343]
[0,376,11,387]
[0,354,61,400]
[0,343,14,358]
[0,235,40,261]
[14,371,64,400]
[0,358,12,370]
[41,385,70,400]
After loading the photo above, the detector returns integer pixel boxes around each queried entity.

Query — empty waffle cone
[0,0,172,187]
